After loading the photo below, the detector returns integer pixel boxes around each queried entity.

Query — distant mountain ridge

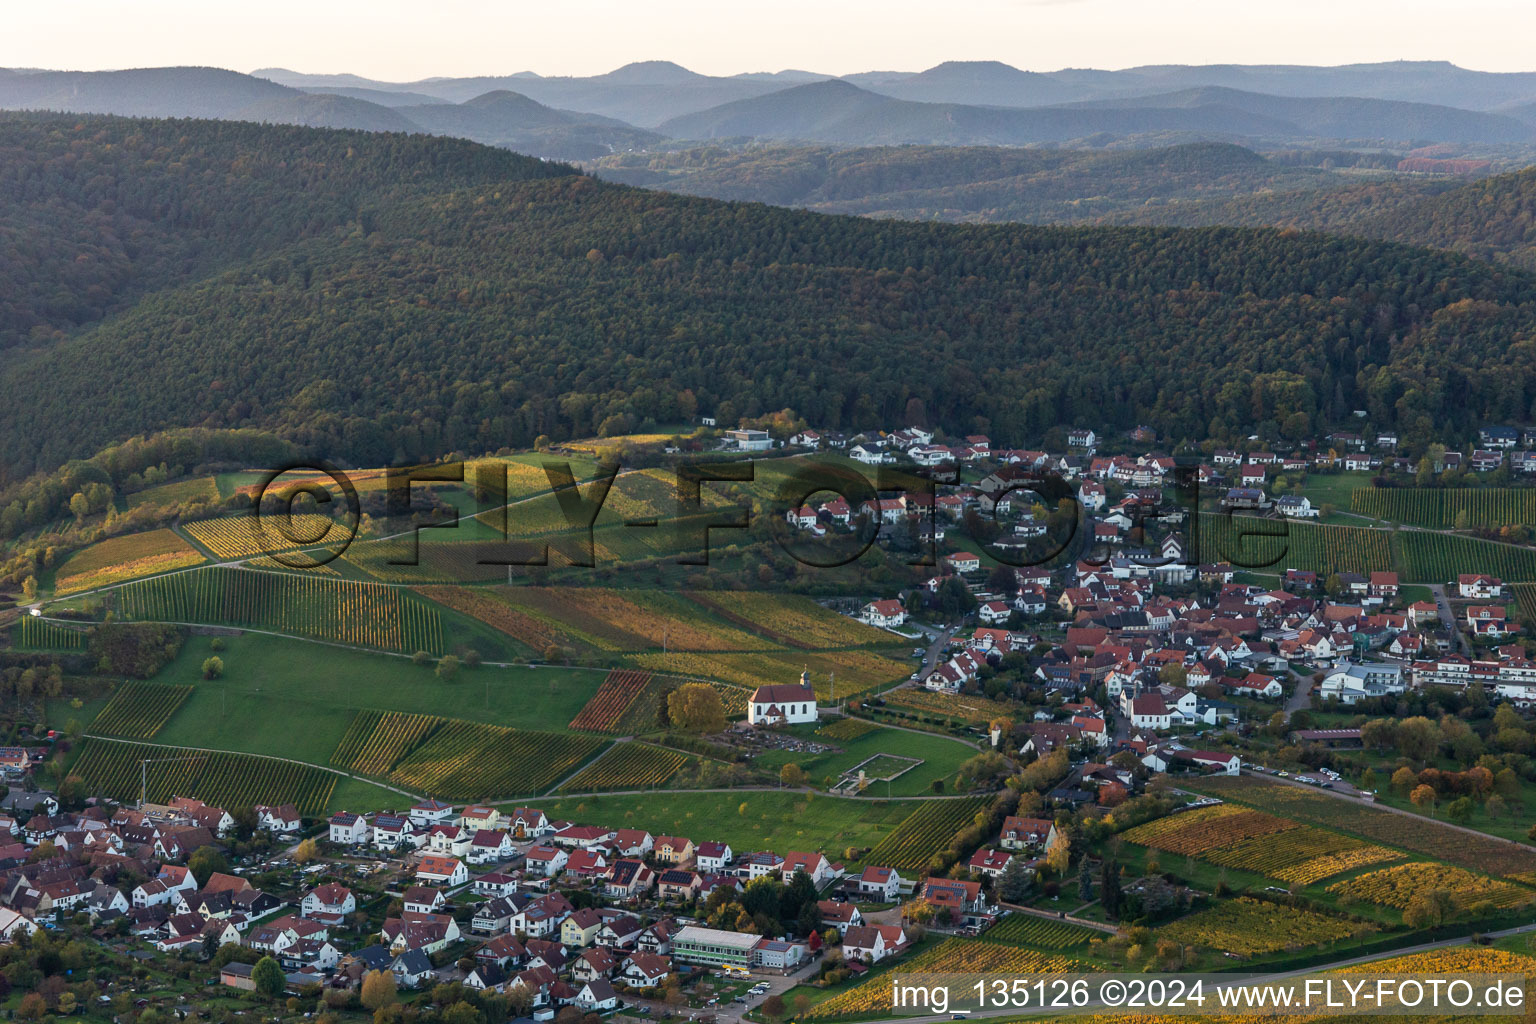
[7,62,1536,152]
[0,66,664,160]
[655,78,1531,148]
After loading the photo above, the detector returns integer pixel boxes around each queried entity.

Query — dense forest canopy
[0,113,574,347]
[3,114,1536,486]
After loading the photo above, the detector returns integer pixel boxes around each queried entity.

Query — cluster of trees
[7,117,1536,487]
[700,868,822,937]
[87,623,185,679]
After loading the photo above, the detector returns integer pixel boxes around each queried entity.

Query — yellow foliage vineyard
[1155,897,1372,955]
[686,591,894,648]
[53,529,204,595]
[185,513,350,559]
[555,742,686,793]
[331,710,445,776]
[803,939,1080,1020]
[1328,863,1535,910]
[1123,804,1402,884]
[1120,805,1293,854]
[115,567,442,653]
[387,721,605,799]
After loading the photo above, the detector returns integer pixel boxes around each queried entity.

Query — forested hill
[1352,166,1536,271]
[4,117,1536,480]
[0,114,575,347]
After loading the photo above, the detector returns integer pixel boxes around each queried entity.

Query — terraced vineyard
[13,616,87,650]
[862,796,989,872]
[70,738,337,815]
[52,529,204,596]
[555,742,685,793]
[1189,775,1536,878]
[1329,863,1535,910]
[1514,584,1536,624]
[1121,804,1295,853]
[1156,897,1373,955]
[1197,514,1392,577]
[981,915,1099,949]
[387,721,604,799]
[1352,488,1536,529]
[91,682,193,739]
[569,669,653,732]
[113,566,443,652]
[331,710,445,776]
[1397,531,1536,582]
[184,512,352,559]
[686,591,893,648]
[1119,803,1403,884]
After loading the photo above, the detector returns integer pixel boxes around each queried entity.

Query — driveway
[1284,670,1313,718]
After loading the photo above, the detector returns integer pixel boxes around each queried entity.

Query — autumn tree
[668,682,725,733]
[1410,784,1438,815]
[360,970,398,1010]
[779,763,809,788]
[293,838,319,864]
[1045,829,1071,876]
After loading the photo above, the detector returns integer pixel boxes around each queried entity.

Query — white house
[300,883,356,922]
[255,804,302,835]
[695,842,733,874]
[525,845,569,877]
[416,855,469,888]
[1458,574,1504,599]
[372,814,417,850]
[978,600,1011,625]
[1276,496,1318,518]
[328,811,369,845]
[861,599,907,628]
[854,866,903,901]
[408,799,455,830]
[781,851,833,886]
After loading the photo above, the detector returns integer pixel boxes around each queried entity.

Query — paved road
[1428,583,1466,655]
[1283,670,1312,717]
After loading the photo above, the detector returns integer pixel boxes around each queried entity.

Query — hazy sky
[6,0,1536,80]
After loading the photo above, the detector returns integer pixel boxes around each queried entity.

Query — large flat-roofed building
[724,429,773,452]
[672,925,760,969]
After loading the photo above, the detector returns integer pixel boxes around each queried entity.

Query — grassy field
[538,790,916,859]
[1299,472,1373,512]
[118,632,605,764]
[751,724,979,796]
